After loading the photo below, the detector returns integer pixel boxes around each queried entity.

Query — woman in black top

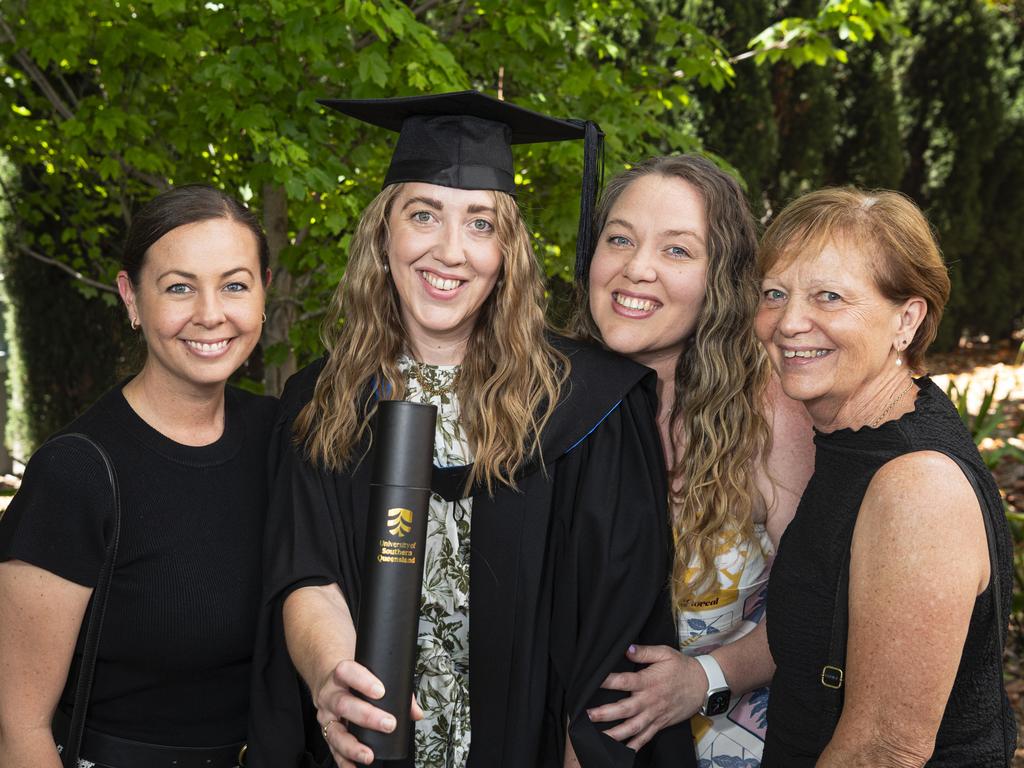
[754,187,1016,765]
[0,185,277,768]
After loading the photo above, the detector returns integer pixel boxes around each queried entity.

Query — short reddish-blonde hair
[758,187,950,373]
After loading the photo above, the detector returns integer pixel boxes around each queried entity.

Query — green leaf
[149,0,187,16]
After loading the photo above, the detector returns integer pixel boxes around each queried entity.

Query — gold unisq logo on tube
[377,509,417,563]
[387,507,413,537]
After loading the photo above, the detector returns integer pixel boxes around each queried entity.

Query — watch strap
[694,653,728,694]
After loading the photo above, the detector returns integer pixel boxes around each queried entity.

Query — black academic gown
[248,336,695,768]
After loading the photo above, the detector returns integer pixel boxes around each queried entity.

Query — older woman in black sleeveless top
[753,188,1016,766]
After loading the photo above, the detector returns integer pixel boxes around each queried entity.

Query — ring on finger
[322,719,339,740]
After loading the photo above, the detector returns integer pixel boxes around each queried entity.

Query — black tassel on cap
[572,119,605,283]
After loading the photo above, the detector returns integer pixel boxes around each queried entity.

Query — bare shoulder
[857,450,988,592]
[864,450,980,523]
[765,374,814,444]
[763,376,815,477]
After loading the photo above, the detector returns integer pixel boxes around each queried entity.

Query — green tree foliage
[693,0,780,217]
[3,213,137,450]
[0,0,735,394]
[896,0,1006,348]
[960,5,1024,338]
[0,0,924,448]
[770,0,841,207]
[825,35,904,189]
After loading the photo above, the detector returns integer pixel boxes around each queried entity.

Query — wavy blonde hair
[294,183,567,493]
[573,155,771,610]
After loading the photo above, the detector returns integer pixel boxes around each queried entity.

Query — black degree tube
[349,399,437,760]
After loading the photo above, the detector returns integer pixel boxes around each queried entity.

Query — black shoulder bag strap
[53,433,122,768]
[818,541,850,750]
[818,450,1007,762]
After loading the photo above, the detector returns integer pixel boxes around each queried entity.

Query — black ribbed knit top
[763,377,1016,766]
[0,384,276,747]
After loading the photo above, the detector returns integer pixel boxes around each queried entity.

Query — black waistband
[53,708,246,768]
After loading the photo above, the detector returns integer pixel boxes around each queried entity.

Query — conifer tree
[769,0,840,211]
[826,39,903,189]
[693,0,779,217]
[897,0,1003,347]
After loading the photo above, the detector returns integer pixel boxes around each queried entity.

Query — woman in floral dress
[576,155,814,766]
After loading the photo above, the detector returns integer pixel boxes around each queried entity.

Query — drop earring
[895,339,906,366]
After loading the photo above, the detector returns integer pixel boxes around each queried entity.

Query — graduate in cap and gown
[247,92,695,768]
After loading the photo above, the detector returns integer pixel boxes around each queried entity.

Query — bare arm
[817,452,988,767]
[759,373,815,545]
[283,583,422,768]
[283,582,359,700]
[563,737,580,767]
[0,560,91,768]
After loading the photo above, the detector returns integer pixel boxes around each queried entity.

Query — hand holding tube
[317,659,424,767]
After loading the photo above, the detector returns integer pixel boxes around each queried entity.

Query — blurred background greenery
[4,0,1022,437]
[1,0,1023,747]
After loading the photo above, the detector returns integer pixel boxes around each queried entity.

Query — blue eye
[667,246,690,259]
[224,282,248,293]
[763,288,786,302]
[607,235,632,247]
[167,283,192,295]
[412,211,434,223]
[821,291,842,302]
[470,218,494,232]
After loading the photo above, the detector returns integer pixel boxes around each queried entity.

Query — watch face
[705,689,731,716]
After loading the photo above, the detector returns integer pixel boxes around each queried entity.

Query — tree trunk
[262,182,297,396]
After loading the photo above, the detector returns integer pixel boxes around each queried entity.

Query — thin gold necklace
[409,359,453,401]
[874,378,915,427]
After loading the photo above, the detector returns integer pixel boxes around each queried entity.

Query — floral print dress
[402,358,472,767]
[677,524,774,768]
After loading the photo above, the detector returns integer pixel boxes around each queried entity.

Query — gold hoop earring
[130,317,140,331]
[261,312,267,324]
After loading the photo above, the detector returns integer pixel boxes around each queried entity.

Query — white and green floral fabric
[401,357,472,768]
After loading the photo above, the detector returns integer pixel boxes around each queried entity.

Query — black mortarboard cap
[318,90,603,278]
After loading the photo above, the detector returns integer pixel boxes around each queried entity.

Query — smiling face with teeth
[588,174,709,374]
[386,182,503,364]
[117,217,267,395]
[755,241,917,427]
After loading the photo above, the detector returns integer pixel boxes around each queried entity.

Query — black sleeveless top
[762,377,1016,766]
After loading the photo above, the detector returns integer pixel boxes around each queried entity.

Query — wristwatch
[694,653,732,716]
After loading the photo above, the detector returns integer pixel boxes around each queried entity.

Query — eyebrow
[401,196,444,211]
[604,217,635,232]
[401,197,495,216]
[662,228,705,245]
[157,267,256,281]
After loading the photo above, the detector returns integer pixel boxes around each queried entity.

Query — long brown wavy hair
[294,183,567,493]
[573,155,771,610]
